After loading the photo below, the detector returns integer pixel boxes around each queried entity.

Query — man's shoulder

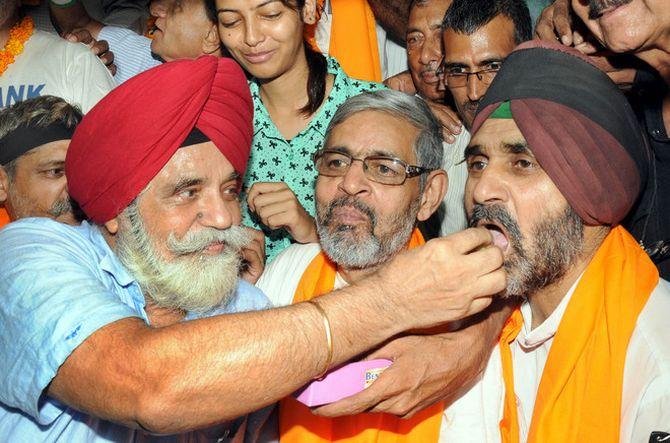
[0,218,101,262]
[257,243,322,307]
[27,30,90,57]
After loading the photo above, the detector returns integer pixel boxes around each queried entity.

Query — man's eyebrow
[502,142,533,156]
[442,62,468,70]
[479,57,505,66]
[324,145,349,154]
[37,160,65,168]
[464,144,484,158]
[406,27,422,36]
[225,172,240,183]
[218,0,279,13]
[169,177,205,194]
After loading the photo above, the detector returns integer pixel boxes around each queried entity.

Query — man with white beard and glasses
[461,40,670,441]
[0,57,506,441]
[0,96,83,229]
[256,89,514,442]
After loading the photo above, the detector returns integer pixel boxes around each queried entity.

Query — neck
[637,49,670,84]
[144,300,186,327]
[0,13,20,49]
[258,50,311,114]
[338,263,383,285]
[527,227,610,329]
[635,21,670,84]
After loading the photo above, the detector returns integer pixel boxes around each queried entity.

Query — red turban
[66,56,253,224]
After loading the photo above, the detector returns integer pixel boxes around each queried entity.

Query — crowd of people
[0,0,668,441]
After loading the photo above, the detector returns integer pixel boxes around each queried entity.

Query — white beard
[115,202,250,313]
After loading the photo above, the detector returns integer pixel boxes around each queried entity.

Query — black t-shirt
[625,69,670,279]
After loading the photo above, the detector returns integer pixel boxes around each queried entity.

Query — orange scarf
[305,0,382,82]
[280,228,444,442]
[498,226,658,442]
[0,208,9,229]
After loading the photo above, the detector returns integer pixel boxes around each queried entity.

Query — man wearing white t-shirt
[0,2,114,112]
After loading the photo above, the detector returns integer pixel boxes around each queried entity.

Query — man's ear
[0,166,9,205]
[302,0,318,25]
[416,169,448,222]
[104,217,120,235]
[202,23,222,56]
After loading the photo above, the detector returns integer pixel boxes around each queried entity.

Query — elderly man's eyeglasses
[313,149,435,185]
[436,61,503,88]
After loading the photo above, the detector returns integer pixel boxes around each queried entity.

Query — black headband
[180,127,210,148]
[0,122,75,166]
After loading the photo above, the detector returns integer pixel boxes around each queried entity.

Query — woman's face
[215,0,310,80]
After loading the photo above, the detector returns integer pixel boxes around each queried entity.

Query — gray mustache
[167,225,250,256]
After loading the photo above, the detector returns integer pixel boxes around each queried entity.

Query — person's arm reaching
[49,0,104,38]
[46,228,505,434]
[314,300,513,417]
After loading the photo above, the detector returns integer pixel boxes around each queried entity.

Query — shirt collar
[517,274,583,350]
[85,222,138,288]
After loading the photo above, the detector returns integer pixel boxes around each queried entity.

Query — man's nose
[338,160,372,197]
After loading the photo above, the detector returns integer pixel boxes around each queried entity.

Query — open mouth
[202,241,226,255]
[478,220,510,254]
[332,206,370,226]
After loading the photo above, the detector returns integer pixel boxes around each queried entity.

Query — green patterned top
[242,57,382,262]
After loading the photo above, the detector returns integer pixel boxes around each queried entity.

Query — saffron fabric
[278,229,445,443]
[498,226,658,442]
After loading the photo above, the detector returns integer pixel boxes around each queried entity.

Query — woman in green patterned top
[215,0,381,261]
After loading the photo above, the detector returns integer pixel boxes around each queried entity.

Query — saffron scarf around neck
[305,0,382,82]
[280,228,445,442]
[498,226,659,442]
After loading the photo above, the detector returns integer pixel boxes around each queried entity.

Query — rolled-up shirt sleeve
[0,220,141,424]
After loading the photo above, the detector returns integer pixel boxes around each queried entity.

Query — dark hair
[0,95,82,181]
[204,0,218,23]
[283,0,328,116]
[441,0,532,45]
[206,0,327,116]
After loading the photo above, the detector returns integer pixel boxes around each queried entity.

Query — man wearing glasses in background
[440,0,532,130]
[255,89,511,442]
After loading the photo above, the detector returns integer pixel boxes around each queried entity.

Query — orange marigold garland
[0,17,35,77]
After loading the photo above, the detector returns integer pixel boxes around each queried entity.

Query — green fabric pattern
[490,100,513,119]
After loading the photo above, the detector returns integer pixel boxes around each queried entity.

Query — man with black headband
[0,95,82,228]
[461,40,670,441]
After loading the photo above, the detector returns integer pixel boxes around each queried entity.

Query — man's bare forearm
[367,0,411,45]
[49,2,103,38]
[48,228,507,434]
[49,284,405,434]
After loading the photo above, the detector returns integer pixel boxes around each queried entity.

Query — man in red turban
[0,55,506,440]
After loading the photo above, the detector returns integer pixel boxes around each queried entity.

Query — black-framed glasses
[313,149,435,185]
[436,61,502,88]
